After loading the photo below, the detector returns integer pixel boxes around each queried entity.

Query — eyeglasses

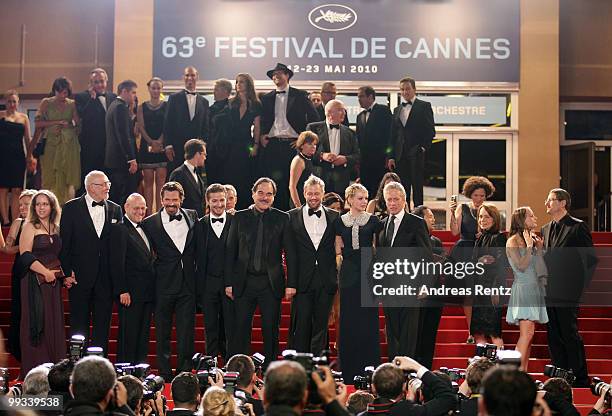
[92,181,112,188]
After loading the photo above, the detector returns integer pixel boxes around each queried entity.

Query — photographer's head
[371,363,405,401]
[347,391,374,414]
[263,361,308,412]
[24,364,51,396]
[48,359,74,394]
[466,357,495,396]
[226,354,257,391]
[543,377,573,404]
[172,372,201,411]
[480,366,536,416]
[70,356,117,410]
[201,386,235,416]
[118,375,144,415]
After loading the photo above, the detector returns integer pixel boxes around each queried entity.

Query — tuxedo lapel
[319,126,330,152]
[319,207,335,249]
[101,201,113,238]
[182,165,201,197]
[126,221,151,258]
[79,196,99,238]
[381,216,391,247]
[184,208,195,248]
[554,222,572,248]
[287,88,297,116]
[195,95,205,120]
[543,223,552,249]
[339,126,351,155]
[180,91,191,122]
[405,99,420,126]
[156,210,180,253]
[297,208,316,251]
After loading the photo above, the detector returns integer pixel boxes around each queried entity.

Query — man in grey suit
[307,100,360,195]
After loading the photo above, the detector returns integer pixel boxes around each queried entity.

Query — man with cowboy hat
[260,63,320,210]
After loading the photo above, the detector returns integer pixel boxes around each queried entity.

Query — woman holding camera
[506,206,548,371]
[18,190,73,377]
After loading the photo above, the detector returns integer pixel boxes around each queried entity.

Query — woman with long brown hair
[366,172,401,220]
[506,206,548,370]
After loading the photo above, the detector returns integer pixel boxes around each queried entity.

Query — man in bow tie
[164,66,210,172]
[141,181,199,381]
[307,99,360,194]
[388,76,435,209]
[260,63,319,210]
[287,175,339,354]
[75,68,117,193]
[169,139,207,217]
[59,170,123,355]
[195,183,235,361]
[110,193,155,365]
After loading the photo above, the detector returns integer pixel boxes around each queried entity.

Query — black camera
[543,365,576,386]
[353,366,375,392]
[115,363,151,380]
[439,367,466,382]
[223,371,241,394]
[535,380,545,390]
[234,389,249,414]
[475,343,498,361]
[282,349,333,405]
[0,368,9,395]
[495,350,521,367]
[591,377,611,404]
[142,374,165,400]
[86,346,104,357]
[196,369,219,393]
[193,353,217,372]
[69,334,86,362]
[252,353,265,376]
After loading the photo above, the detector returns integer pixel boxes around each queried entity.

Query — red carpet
[1,228,610,415]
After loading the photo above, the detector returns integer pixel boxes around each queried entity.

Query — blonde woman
[202,386,254,416]
[334,183,382,383]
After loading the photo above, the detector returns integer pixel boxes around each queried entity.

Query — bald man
[307,99,360,194]
[164,66,210,171]
[110,193,155,364]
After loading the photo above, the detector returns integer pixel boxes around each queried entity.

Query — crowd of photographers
[0,341,611,416]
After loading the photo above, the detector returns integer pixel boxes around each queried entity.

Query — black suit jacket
[316,105,349,126]
[195,213,233,297]
[109,218,155,302]
[307,121,360,188]
[542,214,598,302]
[225,207,296,299]
[141,208,198,297]
[59,195,123,291]
[169,164,205,218]
[356,103,392,158]
[287,206,339,293]
[261,87,319,136]
[75,90,117,169]
[390,98,436,161]
[164,90,210,152]
[105,98,136,170]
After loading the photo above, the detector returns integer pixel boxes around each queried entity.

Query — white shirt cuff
[416,366,429,379]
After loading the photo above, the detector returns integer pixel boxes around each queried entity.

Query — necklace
[299,152,312,161]
[39,220,54,243]
[469,203,478,221]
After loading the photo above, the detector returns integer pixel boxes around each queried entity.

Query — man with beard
[287,175,339,354]
[225,177,296,368]
[141,182,198,381]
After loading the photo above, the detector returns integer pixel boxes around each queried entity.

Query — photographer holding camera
[65,356,135,416]
[117,376,144,415]
[226,355,265,416]
[456,357,495,415]
[386,356,456,416]
[540,378,580,416]
[169,372,201,416]
[479,366,536,416]
[589,377,612,416]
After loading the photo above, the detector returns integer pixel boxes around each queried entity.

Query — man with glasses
[315,82,349,127]
[60,170,123,355]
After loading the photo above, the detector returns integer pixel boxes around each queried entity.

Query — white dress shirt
[387,209,406,246]
[327,123,341,155]
[268,85,298,138]
[184,160,199,184]
[185,90,197,120]
[210,211,227,238]
[127,217,150,251]
[364,103,375,123]
[302,205,327,250]
[85,193,105,238]
[399,98,415,126]
[98,95,107,111]
[161,209,189,253]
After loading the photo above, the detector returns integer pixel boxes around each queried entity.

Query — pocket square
[112,219,118,224]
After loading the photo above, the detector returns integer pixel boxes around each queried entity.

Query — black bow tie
[91,200,104,207]
[275,90,286,94]
[329,124,340,130]
[169,213,183,222]
[96,93,106,98]
[308,208,322,217]
[185,90,197,96]
[402,101,412,107]
[366,108,372,113]
[211,217,224,224]
[135,222,142,228]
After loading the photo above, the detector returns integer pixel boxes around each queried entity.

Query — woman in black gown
[215,73,261,209]
[288,131,318,208]
[17,190,73,377]
[0,90,31,225]
[334,183,383,382]
[470,203,506,348]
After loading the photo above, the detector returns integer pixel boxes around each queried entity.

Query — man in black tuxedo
[307,100,360,195]
[141,182,198,380]
[169,139,207,218]
[110,193,154,365]
[164,66,210,172]
[168,372,200,416]
[105,80,139,206]
[75,68,117,192]
[315,82,349,127]
[260,63,319,210]
[542,188,598,387]
[207,79,232,185]
[287,175,339,355]
[388,77,435,208]
[376,181,433,362]
[195,183,234,360]
[225,177,296,367]
[59,170,123,354]
[356,86,392,197]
